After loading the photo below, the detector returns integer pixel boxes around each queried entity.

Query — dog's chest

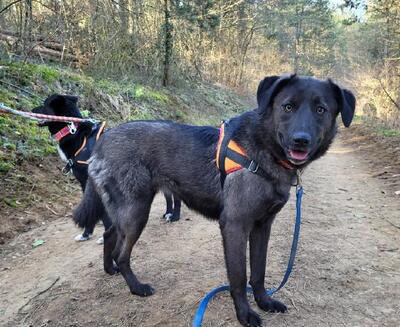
[57,145,68,163]
[266,184,290,216]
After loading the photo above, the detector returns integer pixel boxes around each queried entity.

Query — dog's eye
[316,106,326,115]
[283,104,293,113]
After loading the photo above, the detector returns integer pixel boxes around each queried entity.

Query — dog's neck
[228,112,296,176]
[50,124,89,160]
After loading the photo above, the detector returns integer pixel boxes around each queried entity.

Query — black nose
[292,132,311,147]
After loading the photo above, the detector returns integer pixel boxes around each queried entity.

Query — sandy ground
[0,135,399,327]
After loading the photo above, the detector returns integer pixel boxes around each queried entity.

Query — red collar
[277,159,295,170]
[53,124,78,142]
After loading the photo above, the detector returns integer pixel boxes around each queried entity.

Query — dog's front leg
[220,214,262,327]
[249,219,287,313]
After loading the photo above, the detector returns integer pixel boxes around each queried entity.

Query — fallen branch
[45,204,59,216]
[0,80,39,98]
[377,78,400,111]
[0,0,23,15]
[384,218,400,230]
[18,277,60,314]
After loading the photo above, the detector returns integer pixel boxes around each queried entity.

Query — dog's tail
[73,178,105,229]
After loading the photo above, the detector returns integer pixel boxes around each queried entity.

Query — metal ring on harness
[68,122,77,135]
[62,159,74,175]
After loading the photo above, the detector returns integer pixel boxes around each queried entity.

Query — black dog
[33,95,182,241]
[73,75,355,326]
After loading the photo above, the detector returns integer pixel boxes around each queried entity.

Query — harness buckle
[247,160,259,173]
[62,159,74,175]
[68,122,77,135]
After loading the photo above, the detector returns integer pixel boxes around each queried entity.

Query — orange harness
[61,121,106,174]
[73,121,106,165]
[215,121,294,185]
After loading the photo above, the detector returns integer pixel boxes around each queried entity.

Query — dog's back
[89,120,222,219]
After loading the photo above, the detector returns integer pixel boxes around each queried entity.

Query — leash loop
[192,182,303,327]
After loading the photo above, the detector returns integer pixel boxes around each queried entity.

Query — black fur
[74,76,356,326]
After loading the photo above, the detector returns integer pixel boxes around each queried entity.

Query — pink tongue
[289,150,308,161]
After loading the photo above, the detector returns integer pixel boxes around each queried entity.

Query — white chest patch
[57,145,68,162]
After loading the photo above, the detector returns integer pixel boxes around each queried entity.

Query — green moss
[0,161,13,173]
[2,61,60,84]
[0,88,17,106]
[376,127,400,137]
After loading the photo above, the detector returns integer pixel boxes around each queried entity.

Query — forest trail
[0,133,399,327]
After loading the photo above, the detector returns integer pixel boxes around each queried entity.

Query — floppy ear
[64,95,79,104]
[329,80,356,127]
[257,74,296,114]
[46,94,66,110]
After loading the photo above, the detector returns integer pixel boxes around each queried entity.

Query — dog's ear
[64,95,79,104]
[257,74,296,114]
[329,80,356,127]
[45,94,66,110]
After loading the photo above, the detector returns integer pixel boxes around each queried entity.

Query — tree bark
[162,0,172,87]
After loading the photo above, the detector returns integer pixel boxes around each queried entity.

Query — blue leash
[192,185,304,327]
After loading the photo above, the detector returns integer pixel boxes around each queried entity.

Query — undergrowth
[0,58,250,182]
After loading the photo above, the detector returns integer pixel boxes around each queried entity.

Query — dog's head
[256,75,356,166]
[32,94,81,134]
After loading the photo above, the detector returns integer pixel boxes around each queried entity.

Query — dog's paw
[163,213,172,221]
[131,283,155,297]
[74,234,91,242]
[237,308,262,327]
[104,264,119,275]
[256,296,287,313]
[167,214,180,223]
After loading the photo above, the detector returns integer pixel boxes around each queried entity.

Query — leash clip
[295,169,303,190]
[247,160,259,173]
[62,159,74,175]
[68,122,77,135]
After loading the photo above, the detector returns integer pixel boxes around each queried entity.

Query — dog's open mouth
[287,149,309,164]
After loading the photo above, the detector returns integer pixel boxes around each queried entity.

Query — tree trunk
[162,0,172,87]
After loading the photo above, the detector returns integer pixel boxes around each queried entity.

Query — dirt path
[0,135,399,327]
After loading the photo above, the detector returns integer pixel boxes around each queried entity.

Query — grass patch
[376,127,400,137]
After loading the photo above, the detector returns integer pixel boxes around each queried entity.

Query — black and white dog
[33,94,182,242]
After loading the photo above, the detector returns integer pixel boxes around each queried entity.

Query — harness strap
[216,121,292,185]
[61,122,106,174]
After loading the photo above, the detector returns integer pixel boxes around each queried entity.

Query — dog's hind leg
[163,192,173,219]
[103,225,118,275]
[249,219,287,313]
[170,195,181,222]
[116,195,155,297]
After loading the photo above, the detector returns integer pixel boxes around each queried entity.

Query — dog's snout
[292,132,311,147]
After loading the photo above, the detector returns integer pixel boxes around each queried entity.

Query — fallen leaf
[32,239,45,248]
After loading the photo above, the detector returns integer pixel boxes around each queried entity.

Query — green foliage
[0,59,250,178]
[376,127,400,138]
[0,114,57,176]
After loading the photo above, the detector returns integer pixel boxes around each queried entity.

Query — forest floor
[0,124,399,327]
